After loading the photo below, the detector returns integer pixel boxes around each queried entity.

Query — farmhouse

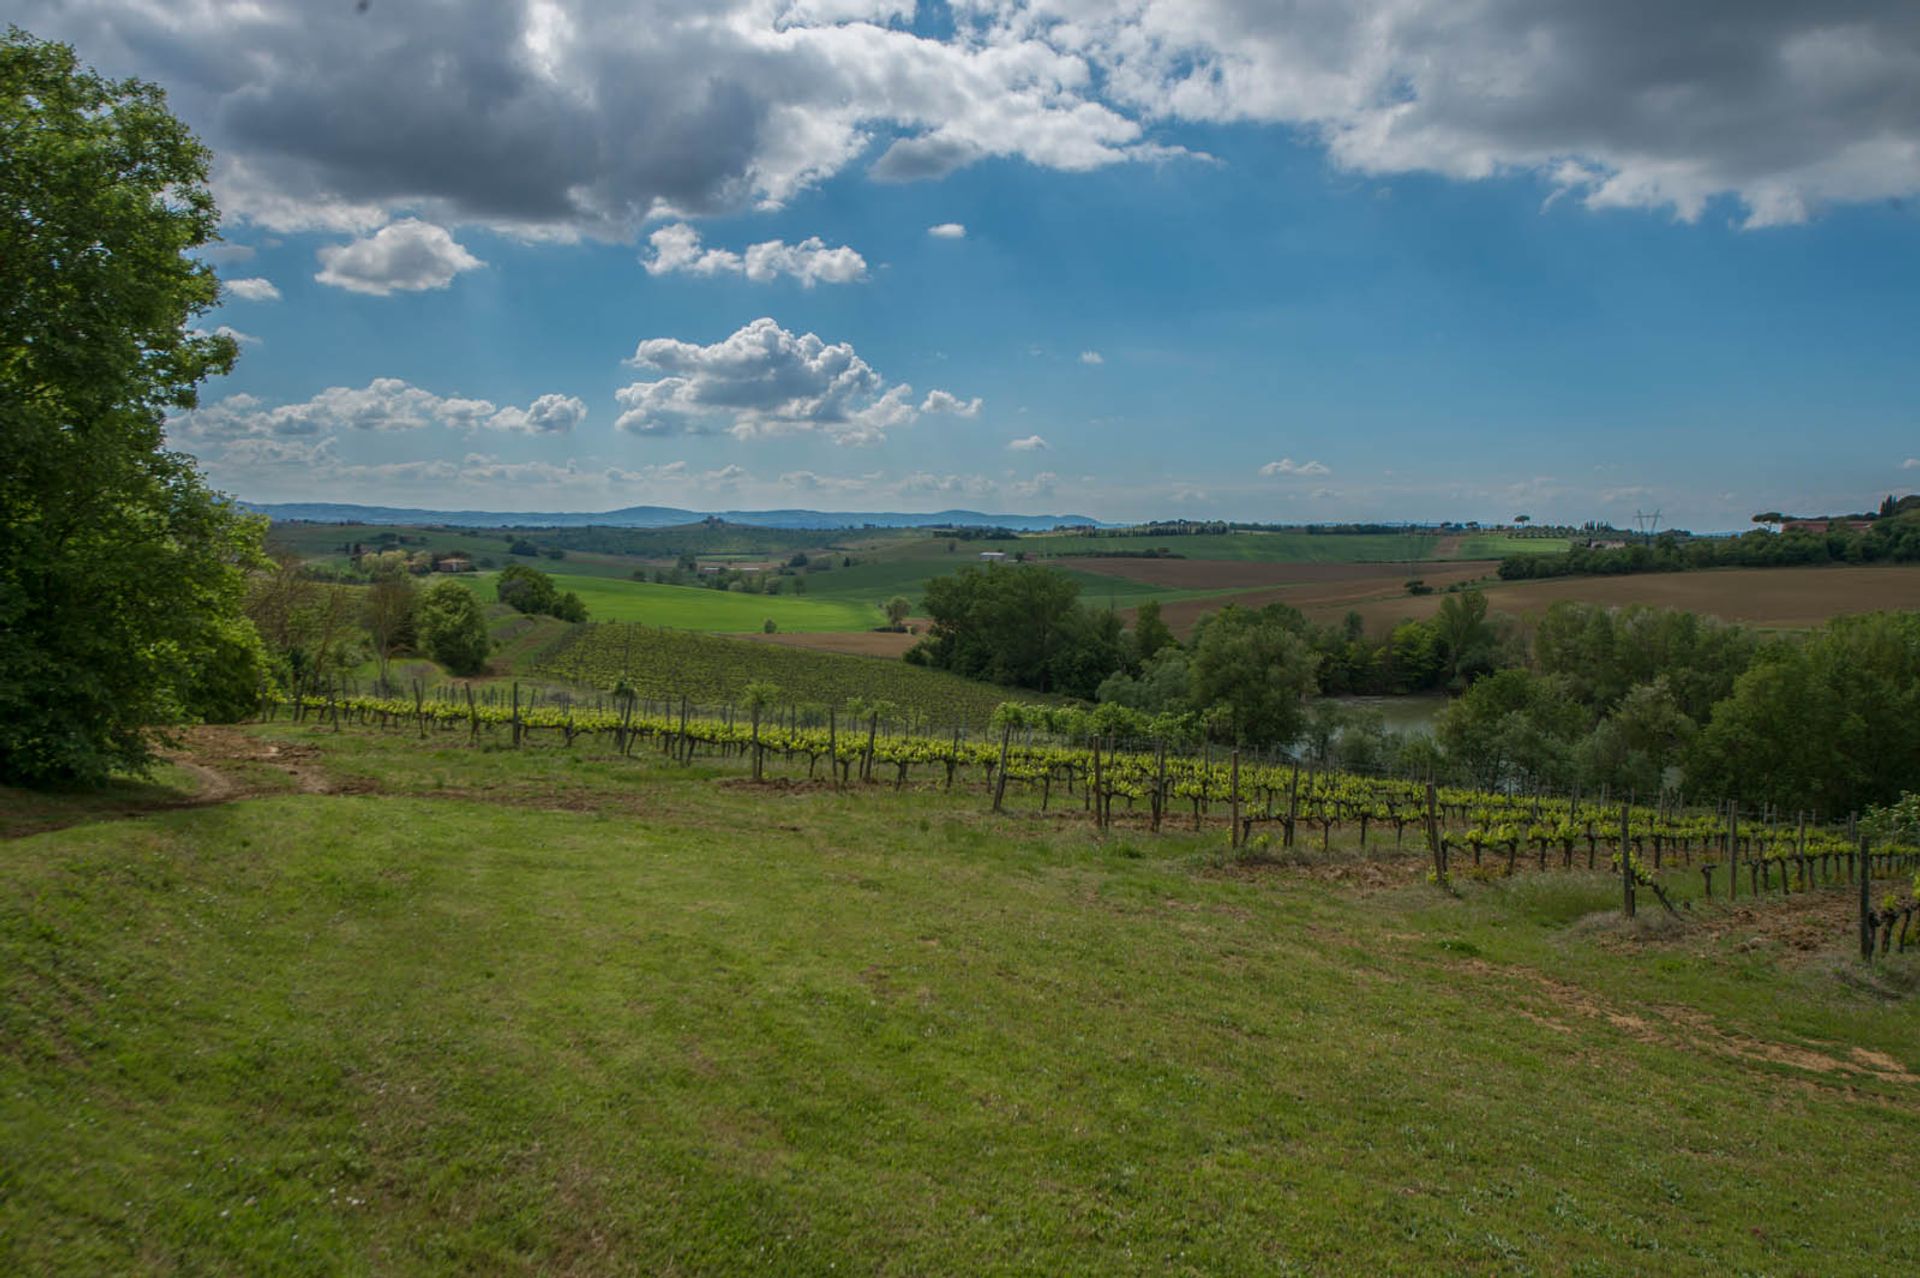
[978,550,1007,561]
[432,556,473,573]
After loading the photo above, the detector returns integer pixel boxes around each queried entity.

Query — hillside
[4,724,1915,1272]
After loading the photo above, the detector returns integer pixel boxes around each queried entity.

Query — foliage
[419,579,492,676]
[0,30,267,784]
[496,563,587,623]
[910,564,1127,698]
[1499,519,1920,581]
[1187,604,1318,747]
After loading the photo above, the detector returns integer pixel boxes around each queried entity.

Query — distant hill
[244,501,1103,532]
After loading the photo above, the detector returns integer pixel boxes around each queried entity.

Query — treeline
[1500,520,1920,580]
[905,564,1504,747]
[903,563,1920,813]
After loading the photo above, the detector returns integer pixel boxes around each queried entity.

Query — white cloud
[21,1,1920,235]
[314,220,484,295]
[927,222,967,239]
[1903,458,1920,470]
[1007,435,1050,452]
[224,277,281,302]
[482,393,590,435]
[614,317,976,446]
[919,389,982,417]
[1079,350,1103,365]
[169,380,585,440]
[1260,458,1331,477]
[643,223,867,286]
[1008,471,1059,500]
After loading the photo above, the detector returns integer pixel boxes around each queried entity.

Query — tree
[1431,589,1494,686]
[1,31,270,784]
[1187,605,1319,747]
[884,595,913,629]
[419,580,491,676]
[363,568,418,693]
[1132,597,1176,662]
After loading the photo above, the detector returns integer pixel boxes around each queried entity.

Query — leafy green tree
[1131,597,1176,662]
[1431,589,1494,686]
[419,580,491,676]
[1,31,269,784]
[363,567,418,693]
[884,595,913,628]
[1187,604,1319,746]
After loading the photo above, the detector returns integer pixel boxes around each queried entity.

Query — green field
[466,572,885,632]
[1452,533,1575,558]
[1020,531,1442,562]
[532,623,1042,727]
[4,726,1916,1273]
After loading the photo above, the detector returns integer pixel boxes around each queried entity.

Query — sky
[24,0,1920,530]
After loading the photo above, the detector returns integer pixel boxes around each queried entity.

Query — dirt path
[4,726,353,839]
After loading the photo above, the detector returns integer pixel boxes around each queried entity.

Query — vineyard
[277,688,1920,951]
[525,622,1050,728]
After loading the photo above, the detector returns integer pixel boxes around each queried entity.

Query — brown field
[739,627,924,658]
[1334,565,1920,634]
[1058,556,1491,590]
[1134,561,1500,635]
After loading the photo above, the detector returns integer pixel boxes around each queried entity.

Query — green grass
[465,572,884,632]
[5,726,1918,1273]
[531,623,1037,726]
[1453,533,1574,558]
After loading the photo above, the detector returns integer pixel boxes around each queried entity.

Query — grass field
[466,572,885,632]
[1341,563,1920,633]
[4,725,1916,1273]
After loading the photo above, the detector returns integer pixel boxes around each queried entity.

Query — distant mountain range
[243,501,1105,532]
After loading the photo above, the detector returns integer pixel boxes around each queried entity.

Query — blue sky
[30,2,1920,529]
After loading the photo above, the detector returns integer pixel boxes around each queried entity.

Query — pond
[1321,694,1448,737]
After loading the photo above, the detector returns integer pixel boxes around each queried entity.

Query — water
[1323,694,1447,737]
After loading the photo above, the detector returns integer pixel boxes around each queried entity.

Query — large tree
[1,30,268,785]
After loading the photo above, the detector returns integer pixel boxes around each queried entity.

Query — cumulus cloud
[919,389,982,417]
[1007,434,1050,452]
[1079,350,1103,365]
[1903,458,1920,469]
[643,223,867,286]
[614,317,977,446]
[22,0,1916,234]
[170,380,585,439]
[224,277,281,302]
[20,1,1170,239]
[314,220,484,295]
[1260,458,1331,477]
[1040,0,1920,227]
[927,222,967,239]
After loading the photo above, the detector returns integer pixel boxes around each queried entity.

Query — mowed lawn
[4,727,1918,1274]
[465,571,884,632]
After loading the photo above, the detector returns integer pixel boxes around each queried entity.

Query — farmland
[463,571,887,632]
[1340,563,1920,633]
[5,723,1917,1273]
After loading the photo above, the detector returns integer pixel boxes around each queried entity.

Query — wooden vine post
[1229,749,1242,848]
[1727,800,1738,902]
[1860,830,1874,962]
[991,718,1012,814]
[1620,799,1635,918]
[1425,777,1444,886]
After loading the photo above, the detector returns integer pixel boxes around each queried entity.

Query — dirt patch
[1132,562,1500,636]
[1059,558,1460,590]
[1453,956,1920,1098]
